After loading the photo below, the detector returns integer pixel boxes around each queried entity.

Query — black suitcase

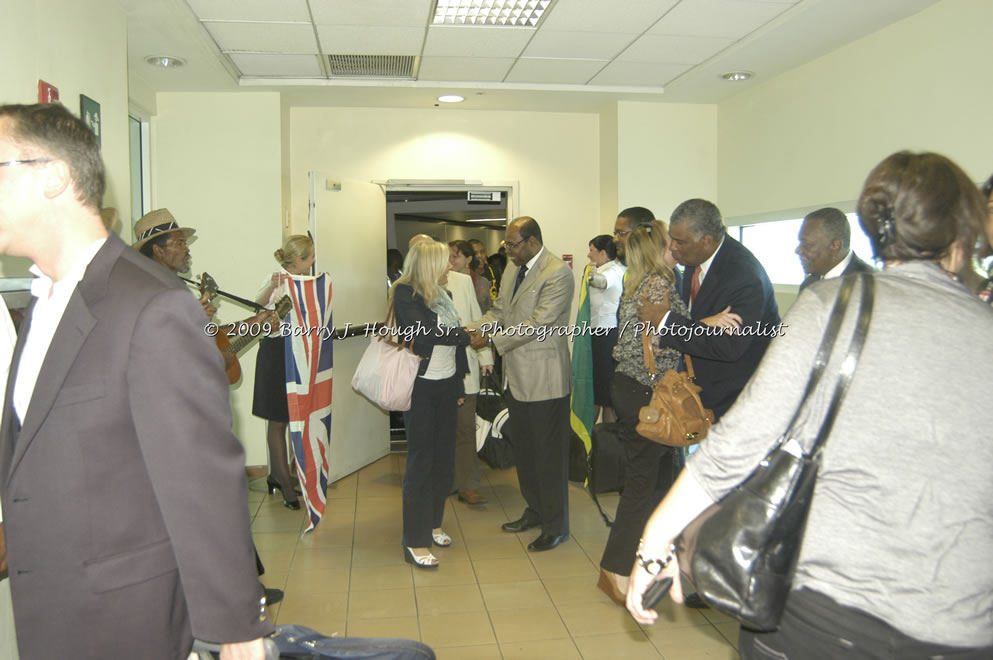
[568,430,588,483]
[194,624,435,659]
[589,422,625,494]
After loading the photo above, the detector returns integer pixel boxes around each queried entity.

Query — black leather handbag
[675,273,875,632]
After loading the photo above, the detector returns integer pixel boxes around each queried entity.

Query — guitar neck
[227,331,262,355]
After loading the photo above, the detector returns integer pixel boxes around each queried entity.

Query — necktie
[690,266,702,304]
[513,264,528,298]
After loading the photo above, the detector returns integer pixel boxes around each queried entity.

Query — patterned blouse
[613,273,689,387]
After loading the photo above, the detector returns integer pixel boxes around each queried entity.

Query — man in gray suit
[470,217,575,552]
[0,103,270,659]
[797,207,873,291]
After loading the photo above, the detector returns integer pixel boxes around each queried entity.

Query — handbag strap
[641,331,694,381]
[778,274,859,436]
[384,293,415,351]
[806,274,874,455]
[784,274,875,455]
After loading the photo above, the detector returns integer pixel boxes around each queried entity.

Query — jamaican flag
[570,264,595,458]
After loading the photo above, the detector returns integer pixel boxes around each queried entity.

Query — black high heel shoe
[266,477,302,510]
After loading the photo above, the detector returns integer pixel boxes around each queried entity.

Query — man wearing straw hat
[133,208,214,316]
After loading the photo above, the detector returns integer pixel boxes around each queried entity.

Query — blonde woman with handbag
[392,241,472,567]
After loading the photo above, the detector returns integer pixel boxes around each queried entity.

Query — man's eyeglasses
[0,158,51,168]
[505,237,527,250]
[613,229,632,237]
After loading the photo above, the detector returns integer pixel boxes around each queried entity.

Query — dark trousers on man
[505,390,571,536]
[740,588,993,660]
[599,372,683,575]
[452,393,480,492]
[402,375,458,548]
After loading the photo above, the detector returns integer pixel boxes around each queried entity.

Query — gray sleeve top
[686,262,993,648]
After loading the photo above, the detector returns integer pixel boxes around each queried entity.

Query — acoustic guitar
[199,272,293,384]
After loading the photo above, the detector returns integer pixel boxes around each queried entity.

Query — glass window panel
[738,213,877,285]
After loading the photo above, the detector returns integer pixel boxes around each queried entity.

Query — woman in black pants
[597,226,738,603]
[392,240,471,568]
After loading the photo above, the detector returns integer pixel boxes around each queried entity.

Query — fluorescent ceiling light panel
[433,0,552,27]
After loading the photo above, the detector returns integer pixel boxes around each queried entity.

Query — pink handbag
[351,302,422,411]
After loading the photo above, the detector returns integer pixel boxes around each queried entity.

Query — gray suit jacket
[0,235,272,659]
[473,248,574,402]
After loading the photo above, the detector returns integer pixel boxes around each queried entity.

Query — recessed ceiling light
[437,95,465,103]
[721,71,753,82]
[432,0,553,27]
[145,56,187,68]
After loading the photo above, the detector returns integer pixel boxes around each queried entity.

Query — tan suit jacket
[473,248,574,402]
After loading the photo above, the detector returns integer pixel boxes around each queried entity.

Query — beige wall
[150,92,283,464]
[289,106,601,283]
[617,101,719,226]
[599,103,619,233]
[718,0,993,221]
[0,0,130,276]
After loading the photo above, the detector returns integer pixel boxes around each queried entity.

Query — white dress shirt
[14,238,107,423]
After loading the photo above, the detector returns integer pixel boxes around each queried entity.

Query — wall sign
[80,95,101,147]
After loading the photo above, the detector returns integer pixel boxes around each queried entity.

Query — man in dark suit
[797,207,874,292]
[0,103,271,659]
[469,217,574,552]
[640,198,781,423]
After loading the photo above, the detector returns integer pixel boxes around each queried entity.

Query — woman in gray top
[627,152,993,658]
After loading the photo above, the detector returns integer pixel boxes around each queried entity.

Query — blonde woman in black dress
[253,235,315,510]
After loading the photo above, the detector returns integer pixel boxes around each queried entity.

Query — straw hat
[132,208,196,250]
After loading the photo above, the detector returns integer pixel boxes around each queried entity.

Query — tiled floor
[250,455,740,659]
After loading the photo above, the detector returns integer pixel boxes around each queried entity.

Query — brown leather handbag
[636,333,714,447]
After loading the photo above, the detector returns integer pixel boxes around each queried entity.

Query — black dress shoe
[528,534,568,552]
[263,586,284,605]
[683,592,709,609]
[502,516,541,533]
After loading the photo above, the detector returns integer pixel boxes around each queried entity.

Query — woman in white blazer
[447,240,495,505]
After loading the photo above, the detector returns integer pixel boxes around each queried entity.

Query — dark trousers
[402,375,459,548]
[741,588,993,660]
[599,372,683,575]
[452,393,480,491]
[505,390,570,536]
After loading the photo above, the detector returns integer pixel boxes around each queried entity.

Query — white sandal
[431,529,452,547]
[404,546,439,568]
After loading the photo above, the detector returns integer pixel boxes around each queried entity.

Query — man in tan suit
[470,217,574,551]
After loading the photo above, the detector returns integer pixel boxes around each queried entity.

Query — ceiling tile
[418,56,516,82]
[205,22,319,53]
[316,26,425,55]
[228,53,323,77]
[309,0,433,27]
[588,60,690,87]
[187,0,311,22]
[540,0,679,33]
[648,0,795,39]
[522,30,636,59]
[423,25,535,57]
[505,58,609,85]
[618,34,734,64]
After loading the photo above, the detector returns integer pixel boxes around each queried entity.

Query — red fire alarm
[38,80,60,104]
[562,254,573,269]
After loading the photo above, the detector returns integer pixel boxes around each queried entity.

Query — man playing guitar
[133,209,278,373]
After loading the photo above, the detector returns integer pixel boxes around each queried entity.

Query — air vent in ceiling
[327,55,417,79]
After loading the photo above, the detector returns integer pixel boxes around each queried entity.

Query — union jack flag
[283,273,333,532]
